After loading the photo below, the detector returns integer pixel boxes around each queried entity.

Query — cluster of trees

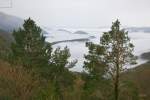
[0,18,139,100]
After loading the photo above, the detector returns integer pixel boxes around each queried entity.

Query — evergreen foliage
[0,18,140,100]
[11,18,52,68]
[84,20,137,100]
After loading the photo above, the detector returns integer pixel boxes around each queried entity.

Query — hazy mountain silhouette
[0,12,48,42]
[126,27,150,33]
[0,12,23,32]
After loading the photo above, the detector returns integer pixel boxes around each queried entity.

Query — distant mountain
[0,12,23,32]
[141,52,150,60]
[74,31,89,34]
[126,27,150,33]
[0,12,49,41]
[57,29,72,34]
[51,38,89,45]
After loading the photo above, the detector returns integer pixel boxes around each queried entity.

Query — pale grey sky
[0,0,150,28]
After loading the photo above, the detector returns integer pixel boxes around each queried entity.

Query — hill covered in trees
[1,18,150,100]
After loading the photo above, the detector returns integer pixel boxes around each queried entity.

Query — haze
[0,0,150,28]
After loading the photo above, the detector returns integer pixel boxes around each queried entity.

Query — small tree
[49,47,76,99]
[84,20,137,100]
[83,36,111,100]
[84,42,107,80]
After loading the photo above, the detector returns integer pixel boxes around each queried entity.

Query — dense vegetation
[121,53,150,100]
[0,18,148,100]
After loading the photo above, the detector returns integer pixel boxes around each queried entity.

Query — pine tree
[84,42,107,80]
[11,18,52,68]
[49,47,76,99]
[84,20,137,100]
[10,18,76,99]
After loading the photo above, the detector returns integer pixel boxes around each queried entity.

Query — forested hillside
[0,18,149,100]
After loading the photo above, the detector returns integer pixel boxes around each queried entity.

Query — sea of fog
[44,27,150,72]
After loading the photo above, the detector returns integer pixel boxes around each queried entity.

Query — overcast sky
[0,0,150,28]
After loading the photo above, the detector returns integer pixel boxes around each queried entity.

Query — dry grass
[0,60,40,100]
[122,62,150,100]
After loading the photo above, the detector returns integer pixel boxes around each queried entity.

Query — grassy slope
[0,60,40,100]
[122,61,150,100]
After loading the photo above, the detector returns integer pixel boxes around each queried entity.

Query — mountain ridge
[0,12,49,33]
